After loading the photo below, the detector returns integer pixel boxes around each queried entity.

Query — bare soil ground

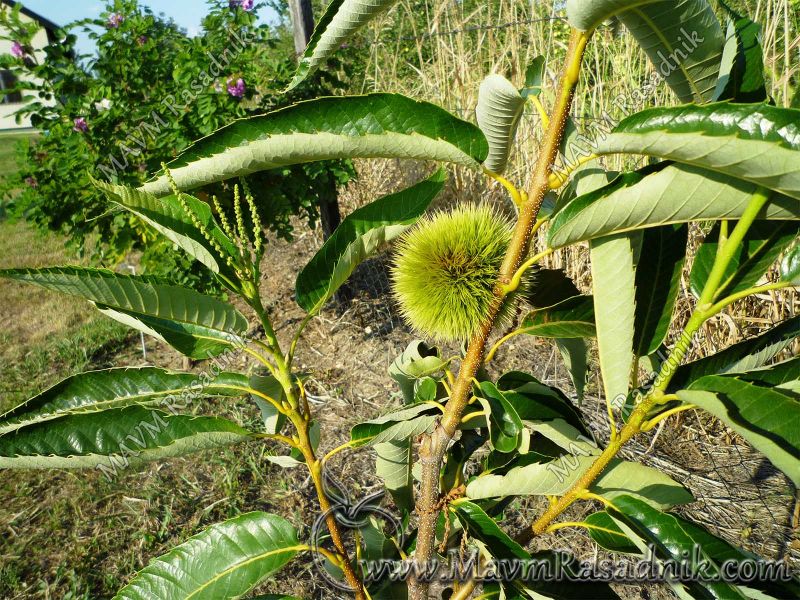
[0,163,798,598]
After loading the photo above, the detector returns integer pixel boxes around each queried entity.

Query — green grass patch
[0,219,307,599]
[0,318,131,412]
[0,133,33,179]
[0,219,131,410]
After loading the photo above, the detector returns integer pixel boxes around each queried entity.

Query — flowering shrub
[230,0,255,10]
[106,13,124,29]
[72,116,88,132]
[0,0,353,286]
[226,76,246,97]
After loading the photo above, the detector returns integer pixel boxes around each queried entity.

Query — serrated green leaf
[556,117,584,173]
[114,512,300,599]
[551,158,618,218]
[609,495,800,599]
[525,419,599,456]
[519,269,592,402]
[142,94,488,197]
[780,242,800,284]
[476,381,523,454]
[521,56,545,99]
[388,340,449,404]
[442,430,487,491]
[566,0,724,102]
[548,161,799,247]
[595,103,800,200]
[359,516,399,563]
[496,371,588,435]
[93,178,240,284]
[375,440,414,513]
[413,377,440,403]
[467,453,692,509]
[482,554,621,599]
[524,268,582,309]
[475,74,526,174]
[555,338,590,404]
[0,407,251,469]
[591,233,640,411]
[677,375,800,485]
[712,17,741,101]
[712,8,767,102]
[0,267,248,359]
[668,315,800,391]
[741,357,800,399]
[350,403,439,447]
[264,454,303,469]
[584,511,641,554]
[690,222,800,299]
[590,459,694,510]
[634,225,688,356]
[249,375,286,435]
[451,500,529,560]
[740,357,800,389]
[483,441,560,475]
[520,294,595,338]
[296,169,446,312]
[0,368,249,435]
[287,0,399,90]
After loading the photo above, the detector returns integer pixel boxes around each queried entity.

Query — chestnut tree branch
[407,28,592,600]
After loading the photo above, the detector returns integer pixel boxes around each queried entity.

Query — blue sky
[20,1,279,56]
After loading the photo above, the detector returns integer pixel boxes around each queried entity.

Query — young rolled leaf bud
[392,204,527,342]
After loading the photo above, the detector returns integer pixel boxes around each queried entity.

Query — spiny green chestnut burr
[391,204,527,342]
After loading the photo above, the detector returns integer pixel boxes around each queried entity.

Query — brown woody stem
[252,293,366,599]
[293,413,367,599]
[408,28,591,600]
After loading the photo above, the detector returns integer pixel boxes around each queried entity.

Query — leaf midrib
[0,384,253,433]
[100,304,243,341]
[181,544,305,599]
[630,7,703,100]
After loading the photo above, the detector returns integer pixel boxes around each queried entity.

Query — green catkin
[391,203,530,342]
[241,179,264,257]
[162,164,241,276]
[212,194,236,242]
[233,183,251,258]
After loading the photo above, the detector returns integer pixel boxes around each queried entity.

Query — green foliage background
[0,0,355,288]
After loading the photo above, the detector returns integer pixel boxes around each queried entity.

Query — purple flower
[73,117,89,133]
[106,13,124,28]
[137,35,148,46]
[24,176,38,188]
[229,0,254,10]
[11,41,24,58]
[227,77,246,98]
